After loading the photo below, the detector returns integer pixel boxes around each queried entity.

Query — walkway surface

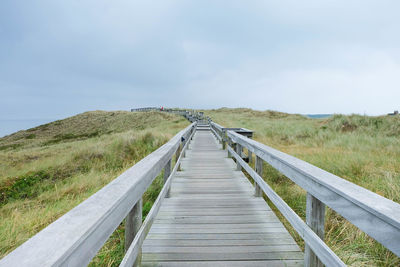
[142,128,303,266]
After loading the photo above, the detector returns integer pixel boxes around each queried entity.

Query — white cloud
[1,0,400,120]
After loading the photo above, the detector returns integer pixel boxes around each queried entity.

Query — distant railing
[210,121,400,267]
[0,122,197,267]
[130,107,209,124]
[130,107,160,112]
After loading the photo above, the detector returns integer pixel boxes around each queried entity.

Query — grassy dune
[203,108,400,266]
[0,110,189,265]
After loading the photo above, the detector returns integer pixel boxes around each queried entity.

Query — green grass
[0,110,189,265]
[204,108,400,266]
[2,107,399,266]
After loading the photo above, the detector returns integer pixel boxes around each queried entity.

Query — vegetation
[0,110,189,265]
[1,107,399,266]
[203,108,400,266]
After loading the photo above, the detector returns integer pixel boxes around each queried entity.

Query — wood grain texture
[0,124,197,267]
[141,130,303,265]
[228,129,400,257]
[228,145,345,266]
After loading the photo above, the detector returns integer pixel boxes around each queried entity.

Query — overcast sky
[1,0,400,123]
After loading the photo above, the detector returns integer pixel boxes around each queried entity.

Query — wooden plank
[305,193,326,267]
[0,123,197,267]
[142,245,301,253]
[149,223,282,229]
[120,123,197,267]
[142,252,304,261]
[142,238,298,247]
[228,145,344,266]
[156,210,271,216]
[142,260,303,267]
[141,130,303,266]
[228,130,400,257]
[124,198,142,266]
[148,227,288,234]
[146,232,295,240]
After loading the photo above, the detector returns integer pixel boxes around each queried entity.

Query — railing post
[182,137,187,158]
[227,138,232,158]
[222,130,226,150]
[236,143,242,171]
[125,198,142,267]
[255,156,263,197]
[248,149,253,164]
[305,193,326,267]
[164,159,172,198]
[175,143,181,171]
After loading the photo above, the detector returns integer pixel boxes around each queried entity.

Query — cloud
[0,0,400,121]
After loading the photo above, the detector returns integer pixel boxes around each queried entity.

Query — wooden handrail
[0,123,197,267]
[119,124,196,266]
[227,145,345,266]
[225,129,400,257]
[209,121,400,265]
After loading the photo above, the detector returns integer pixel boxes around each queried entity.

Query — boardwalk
[142,128,303,266]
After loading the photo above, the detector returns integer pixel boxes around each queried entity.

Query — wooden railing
[131,107,160,112]
[130,107,210,124]
[0,122,197,267]
[210,121,400,267]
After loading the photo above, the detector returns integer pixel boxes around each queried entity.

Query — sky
[1,1,400,133]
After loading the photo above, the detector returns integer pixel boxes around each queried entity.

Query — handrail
[209,120,400,265]
[0,123,196,267]
[227,145,345,266]
[226,130,400,257]
[120,125,196,266]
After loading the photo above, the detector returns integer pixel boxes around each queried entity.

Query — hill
[203,108,400,266]
[0,110,189,265]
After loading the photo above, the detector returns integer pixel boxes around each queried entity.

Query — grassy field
[0,110,189,265]
[203,108,400,266]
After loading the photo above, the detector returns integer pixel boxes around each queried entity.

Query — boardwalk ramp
[142,129,303,266]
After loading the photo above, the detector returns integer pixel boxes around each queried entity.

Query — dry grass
[0,110,189,265]
[204,108,400,266]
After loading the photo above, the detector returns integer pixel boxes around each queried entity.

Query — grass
[0,110,189,265]
[203,108,400,266]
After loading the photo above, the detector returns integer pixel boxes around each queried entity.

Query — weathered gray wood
[305,193,325,267]
[255,156,263,197]
[228,130,400,257]
[141,130,303,266]
[142,238,298,247]
[228,145,344,267]
[142,245,301,253]
[146,232,294,240]
[236,143,242,171]
[0,123,196,267]
[163,159,171,185]
[248,150,253,164]
[141,260,303,267]
[125,198,142,267]
[120,123,197,267]
[142,251,304,261]
[163,159,171,202]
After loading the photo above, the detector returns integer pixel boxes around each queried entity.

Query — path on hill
[141,128,303,266]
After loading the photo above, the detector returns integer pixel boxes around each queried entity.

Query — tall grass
[204,108,400,266]
[0,111,189,265]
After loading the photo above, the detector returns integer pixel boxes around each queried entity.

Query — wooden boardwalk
[142,128,303,266]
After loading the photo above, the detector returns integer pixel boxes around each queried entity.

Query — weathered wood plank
[142,238,298,247]
[142,251,304,261]
[142,260,303,267]
[228,145,344,266]
[228,130,400,257]
[146,232,295,240]
[142,245,301,253]
[0,123,197,267]
[141,130,303,266]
